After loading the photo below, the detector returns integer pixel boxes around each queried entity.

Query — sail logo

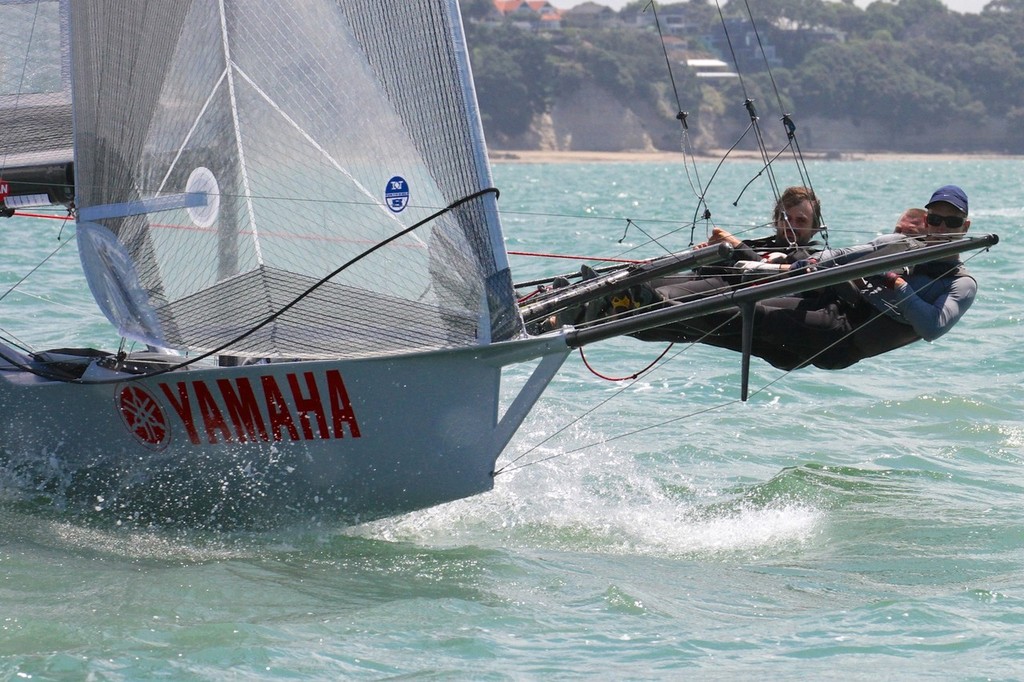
[385,175,409,213]
[117,385,171,450]
[0,181,8,200]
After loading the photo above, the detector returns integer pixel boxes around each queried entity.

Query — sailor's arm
[702,228,758,262]
[794,233,916,270]
[891,276,977,341]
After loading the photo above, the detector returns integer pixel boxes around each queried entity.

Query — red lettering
[159,373,359,446]
[287,372,329,440]
[194,382,232,444]
[261,375,300,441]
[217,378,269,443]
[326,370,360,438]
[159,382,200,444]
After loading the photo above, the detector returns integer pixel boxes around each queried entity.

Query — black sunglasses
[926,213,965,229]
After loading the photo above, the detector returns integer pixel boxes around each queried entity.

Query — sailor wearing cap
[922,184,970,244]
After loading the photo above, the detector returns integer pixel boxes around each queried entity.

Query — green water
[1,158,1021,679]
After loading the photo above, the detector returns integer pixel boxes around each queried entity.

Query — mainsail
[71,0,521,359]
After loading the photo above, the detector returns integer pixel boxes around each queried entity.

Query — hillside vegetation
[462,0,1024,154]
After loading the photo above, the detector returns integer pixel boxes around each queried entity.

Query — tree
[732,0,834,29]
[460,0,496,22]
[983,0,1024,13]
[791,40,957,132]
[570,28,677,104]
[909,37,1024,116]
[465,24,556,138]
[890,0,948,26]
[461,0,1021,153]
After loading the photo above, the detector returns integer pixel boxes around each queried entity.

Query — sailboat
[0,0,997,528]
[0,0,584,527]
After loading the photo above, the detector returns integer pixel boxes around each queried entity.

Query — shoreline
[489,149,1024,164]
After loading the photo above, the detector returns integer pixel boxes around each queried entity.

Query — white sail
[71,0,521,358]
[0,0,72,168]
[0,0,575,529]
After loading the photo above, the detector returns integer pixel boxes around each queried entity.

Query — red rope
[579,343,673,381]
[12,210,73,221]
[517,289,544,304]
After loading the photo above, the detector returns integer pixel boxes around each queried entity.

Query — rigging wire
[745,2,802,178]
[703,0,835,254]
[740,0,814,193]
[713,2,780,201]
[740,0,826,248]
[508,250,642,265]
[644,0,712,245]
[495,313,743,475]
[0,229,74,306]
[506,1,824,278]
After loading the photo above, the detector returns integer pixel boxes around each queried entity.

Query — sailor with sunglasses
[753,184,977,369]
[632,185,978,371]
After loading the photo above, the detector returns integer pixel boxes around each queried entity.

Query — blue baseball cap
[926,185,968,214]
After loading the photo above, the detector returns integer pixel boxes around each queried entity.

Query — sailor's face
[775,199,817,244]
[924,202,970,243]
[895,213,927,236]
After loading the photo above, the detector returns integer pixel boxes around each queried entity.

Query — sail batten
[71,0,520,358]
[78,192,206,221]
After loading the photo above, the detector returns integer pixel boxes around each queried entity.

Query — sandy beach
[489,148,1022,163]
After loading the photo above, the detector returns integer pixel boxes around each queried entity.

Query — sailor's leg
[755,299,861,369]
[651,275,734,301]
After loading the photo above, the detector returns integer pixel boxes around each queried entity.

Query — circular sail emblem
[385,176,409,213]
[186,166,220,228]
[117,385,170,450]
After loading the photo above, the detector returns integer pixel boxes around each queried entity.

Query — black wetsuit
[630,234,823,362]
[635,258,975,371]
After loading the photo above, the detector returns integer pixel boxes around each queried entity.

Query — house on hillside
[687,58,738,80]
[492,0,563,30]
[705,17,842,70]
[707,18,780,71]
[561,2,618,29]
[629,3,700,36]
[771,21,844,67]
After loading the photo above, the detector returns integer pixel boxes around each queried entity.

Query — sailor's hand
[707,227,741,247]
[788,257,818,273]
[880,270,907,289]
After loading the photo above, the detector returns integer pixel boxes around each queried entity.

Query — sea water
[0,158,1021,679]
